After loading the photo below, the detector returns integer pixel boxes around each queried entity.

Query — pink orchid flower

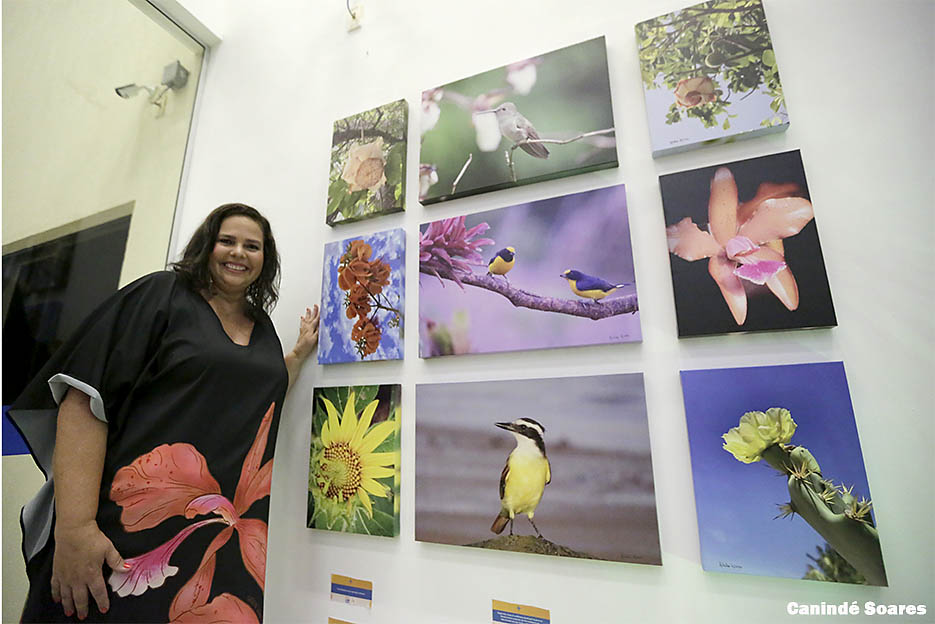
[666,167,814,325]
[108,403,276,622]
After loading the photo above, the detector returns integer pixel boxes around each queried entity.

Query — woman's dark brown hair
[172,203,280,318]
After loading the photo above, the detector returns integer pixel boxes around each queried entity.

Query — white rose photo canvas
[327,99,408,226]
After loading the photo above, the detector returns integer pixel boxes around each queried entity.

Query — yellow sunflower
[314,392,396,518]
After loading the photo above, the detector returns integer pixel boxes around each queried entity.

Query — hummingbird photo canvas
[419,184,641,357]
[681,362,885,585]
[635,0,790,157]
[418,36,618,204]
[415,374,662,566]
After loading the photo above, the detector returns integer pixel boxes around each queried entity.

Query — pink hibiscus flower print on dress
[108,403,276,622]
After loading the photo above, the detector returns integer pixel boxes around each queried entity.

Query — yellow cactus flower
[313,392,396,518]
[722,407,797,463]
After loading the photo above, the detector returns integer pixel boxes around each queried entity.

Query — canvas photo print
[661,150,835,337]
[319,228,405,363]
[681,362,886,585]
[327,99,408,226]
[308,384,401,537]
[635,0,789,157]
[415,374,662,566]
[418,36,617,205]
[419,185,640,357]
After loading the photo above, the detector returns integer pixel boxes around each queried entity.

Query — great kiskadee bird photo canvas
[490,418,551,537]
[415,374,662,566]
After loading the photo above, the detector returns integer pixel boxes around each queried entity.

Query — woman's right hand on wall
[51,520,127,619]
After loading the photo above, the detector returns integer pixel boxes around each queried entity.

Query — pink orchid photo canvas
[661,150,836,337]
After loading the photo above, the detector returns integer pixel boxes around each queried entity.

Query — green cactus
[723,408,887,586]
[803,542,867,584]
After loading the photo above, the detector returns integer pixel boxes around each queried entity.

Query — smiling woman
[210,216,265,298]
[8,203,320,623]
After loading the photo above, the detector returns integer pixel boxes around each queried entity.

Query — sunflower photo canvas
[418,36,617,205]
[661,150,836,337]
[319,228,405,363]
[635,0,789,157]
[681,362,885,585]
[327,99,408,226]
[419,185,640,357]
[308,385,401,537]
[415,374,662,566]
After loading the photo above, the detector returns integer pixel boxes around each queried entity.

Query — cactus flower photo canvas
[308,385,401,537]
[681,362,886,585]
[661,150,836,337]
[319,228,405,363]
[327,99,408,225]
[419,185,640,357]
[636,0,789,157]
[418,36,617,204]
[415,374,662,566]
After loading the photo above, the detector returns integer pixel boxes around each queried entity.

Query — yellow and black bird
[490,418,551,538]
[560,269,629,303]
[487,247,516,282]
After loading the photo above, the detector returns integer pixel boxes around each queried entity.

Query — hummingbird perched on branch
[479,102,550,159]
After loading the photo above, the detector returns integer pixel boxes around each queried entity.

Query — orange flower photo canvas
[319,228,405,363]
[661,150,836,337]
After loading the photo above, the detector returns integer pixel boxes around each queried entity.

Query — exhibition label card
[330,574,373,608]
[492,599,550,624]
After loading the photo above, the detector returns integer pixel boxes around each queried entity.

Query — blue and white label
[492,599,550,624]
[330,574,373,609]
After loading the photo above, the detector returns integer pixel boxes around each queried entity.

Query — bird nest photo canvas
[415,374,662,565]
[319,228,405,363]
[418,36,617,205]
[327,99,408,226]
[660,150,836,337]
[308,385,401,537]
[635,0,789,157]
[419,184,640,357]
[680,362,886,585]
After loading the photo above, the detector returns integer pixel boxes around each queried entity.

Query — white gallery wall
[171,1,933,622]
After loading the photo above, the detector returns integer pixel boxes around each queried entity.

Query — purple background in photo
[419,184,641,356]
[681,362,877,581]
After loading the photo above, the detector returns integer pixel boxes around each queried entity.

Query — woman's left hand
[292,304,320,361]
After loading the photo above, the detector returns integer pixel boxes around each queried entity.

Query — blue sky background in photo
[319,228,405,364]
[681,362,877,582]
